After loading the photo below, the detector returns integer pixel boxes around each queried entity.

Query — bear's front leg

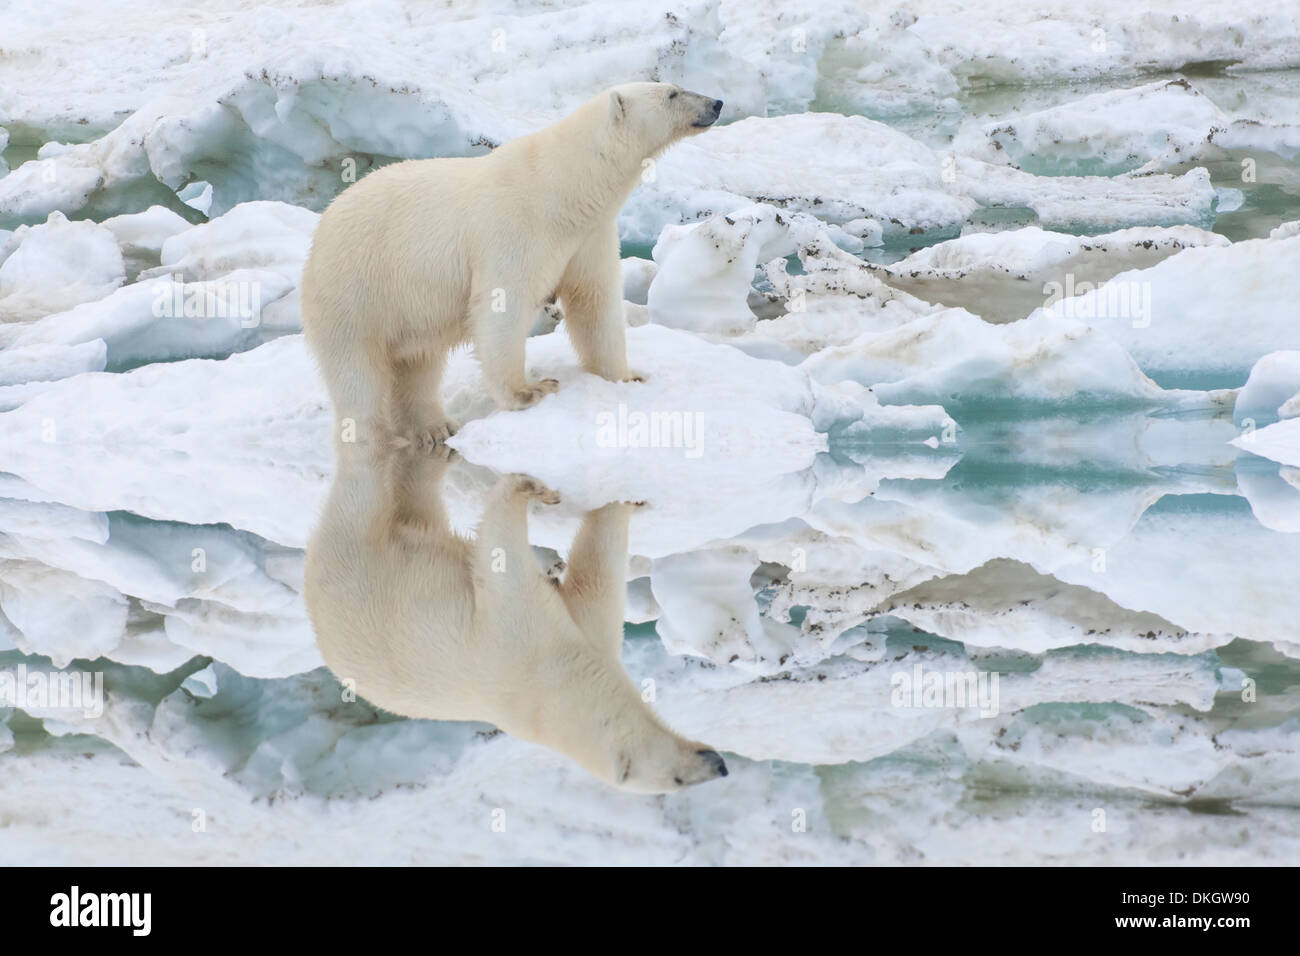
[471,282,559,410]
[560,500,644,655]
[558,223,643,383]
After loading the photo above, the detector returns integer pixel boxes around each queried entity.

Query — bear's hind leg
[391,347,457,449]
[472,474,560,601]
[323,342,392,454]
[469,282,558,410]
[560,501,641,655]
[379,443,468,562]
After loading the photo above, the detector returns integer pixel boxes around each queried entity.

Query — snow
[0,212,125,321]
[0,341,106,387]
[0,336,332,549]
[892,224,1228,280]
[954,76,1300,193]
[9,1,1298,152]
[619,257,657,305]
[881,224,1229,322]
[1052,500,1300,651]
[100,205,196,278]
[0,202,314,380]
[803,308,1197,411]
[1234,350,1300,425]
[623,112,1219,245]
[954,157,1217,232]
[0,1,760,226]
[640,208,1230,411]
[0,269,294,372]
[2,0,1299,865]
[1235,418,1300,468]
[1033,234,1300,382]
[1236,459,1300,533]
[145,200,317,286]
[648,204,842,334]
[0,323,947,556]
[964,79,1229,175]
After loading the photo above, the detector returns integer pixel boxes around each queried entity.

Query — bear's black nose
[697,748,728,777]
[712,99,724,113]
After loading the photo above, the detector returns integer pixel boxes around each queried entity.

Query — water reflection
[304,447,727,793]
[1,399,1297,860]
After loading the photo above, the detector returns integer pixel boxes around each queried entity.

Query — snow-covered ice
[1033,234,1300,384]
[2,0,1299,866]
[0,213,125,321]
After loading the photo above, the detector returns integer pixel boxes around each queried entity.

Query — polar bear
[301,82,724,448]
[304,449,729,793]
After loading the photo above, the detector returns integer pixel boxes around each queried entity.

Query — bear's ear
[609,91,627,124]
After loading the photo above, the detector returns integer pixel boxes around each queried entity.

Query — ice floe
[880,224,1229,323]
[1234,350,1300,425]
[1032,233,1300,384]
[624,112,1219,245]
[0,202,315,381]
[962,79,1230,175]
[3,0,1300,866]
[0,212,125,322]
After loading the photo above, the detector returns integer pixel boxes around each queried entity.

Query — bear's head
[498,648,729,794]
[539,687,729,793]
[606,81,724,156]
[609,725,730,795]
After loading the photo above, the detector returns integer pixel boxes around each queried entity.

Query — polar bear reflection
[304,450,727,793]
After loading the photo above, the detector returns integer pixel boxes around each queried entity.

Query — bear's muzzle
[692,98,724,127]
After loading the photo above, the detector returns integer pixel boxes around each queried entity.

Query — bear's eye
[668,91,678,99]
